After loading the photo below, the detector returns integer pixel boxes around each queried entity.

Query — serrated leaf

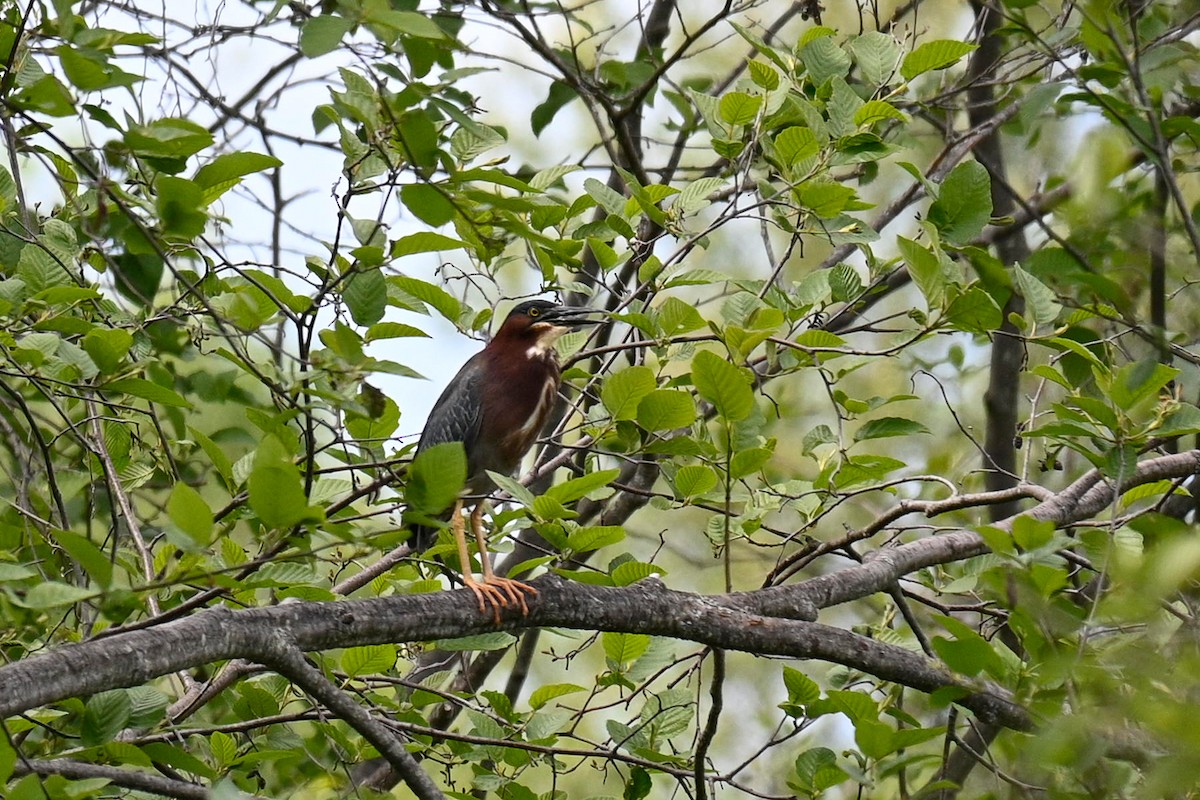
[300,14,354,57]
[801,37,852,84]
[944,285,1002,333]
[566,525,625,553]
[611,561,666,586]
[674,177,725,214]
[544,468,620,504]
[391,275,462,322]
[104,378,191,408]
[407,441,466,517]
[528,683,587,710]
[81,328,133,374]
[603,632,649,669]
[391,232,468,258]
[691,349,754,421]
[1012,264,1062,326]
[900,40,977,81]
[849,32,901,87]
[435,632,517,651]
[342,644,397,677]
[168,482,214,545]
[775,126,819,166]
[248,436,321,529]
[82,690,131,748]
[193,152,281,203]
[928,161,992,245]
[584,178,627,216]
[782,666,821,706]
[602,366,657,421]
[719,91,762,126]
[674,464,717,498]
[637,389,696,431]
[344,268,386,326]
[854,417,931,441]
[748,60,780,90]
[792,329,845,349]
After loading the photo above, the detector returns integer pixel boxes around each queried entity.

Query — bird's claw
[464,578,539,623]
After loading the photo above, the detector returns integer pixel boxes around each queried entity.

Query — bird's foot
[464,576,539,623]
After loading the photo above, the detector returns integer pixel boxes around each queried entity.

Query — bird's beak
[543,305,605,329]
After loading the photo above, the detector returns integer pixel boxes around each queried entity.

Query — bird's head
[494,300,602,355]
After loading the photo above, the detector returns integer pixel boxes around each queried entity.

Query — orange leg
[471,502,538,621]
[450,500,537,622]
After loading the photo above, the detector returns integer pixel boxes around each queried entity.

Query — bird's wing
[416,353,485,459]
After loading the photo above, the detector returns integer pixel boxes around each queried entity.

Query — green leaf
[674,177,725,214]
[112,252,164,304]
[342,644,397,677]
[928,161,991,245]
[730,446,772,478]
[400,183,457,227]
[168,482,214,545]
[674,464,717,498]
[603,632,649,669]
[900,40,977,81]
[344,268,386,326]
[782,666,821,706]
[829,263,863,303]
[611,561,667,586]
[853,99,905,127]
[1012,264,1062,327]
[849,31,901,87]
[528,683,587,710]
[435,632,517,651]
[775,126,819,166]
[801,37,852,84]
[531,79,578,136]
[376,10,446,39]
[544,469,620,504]
[51,530,112,588]
[748,60,780,90]
[81,328,133,374]
[407,442,467,517]
[391,232,468,257]
[854,417,931,441]
[125,118,213,159]
[22,581,94,608]
[719,91,763,126]
[300,14,354,57]
[944,286,1002,333]
[248,436,321,529]
[193,152,281,203]
[636,389,696,431]
[602,366,657,421]
[585,178,627,216]
[365,322,429,341]
[691,349,754,421]
[155,176,207,239]
[82,690,131,748]
[897,236,946,308]
[391,275,462,322]
[104,378,191,408]
[566,525,625,553]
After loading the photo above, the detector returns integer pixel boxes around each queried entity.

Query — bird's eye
[528,307,540,317]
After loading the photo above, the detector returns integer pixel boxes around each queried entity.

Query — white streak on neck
[525,324,568,359]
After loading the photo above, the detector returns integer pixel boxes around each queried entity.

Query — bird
[410,299,601,620]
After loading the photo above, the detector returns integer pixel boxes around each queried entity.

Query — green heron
[411,300,600,619]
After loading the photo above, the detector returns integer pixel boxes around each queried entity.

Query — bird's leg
[471,501,538,619]
[449,501,522,622]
